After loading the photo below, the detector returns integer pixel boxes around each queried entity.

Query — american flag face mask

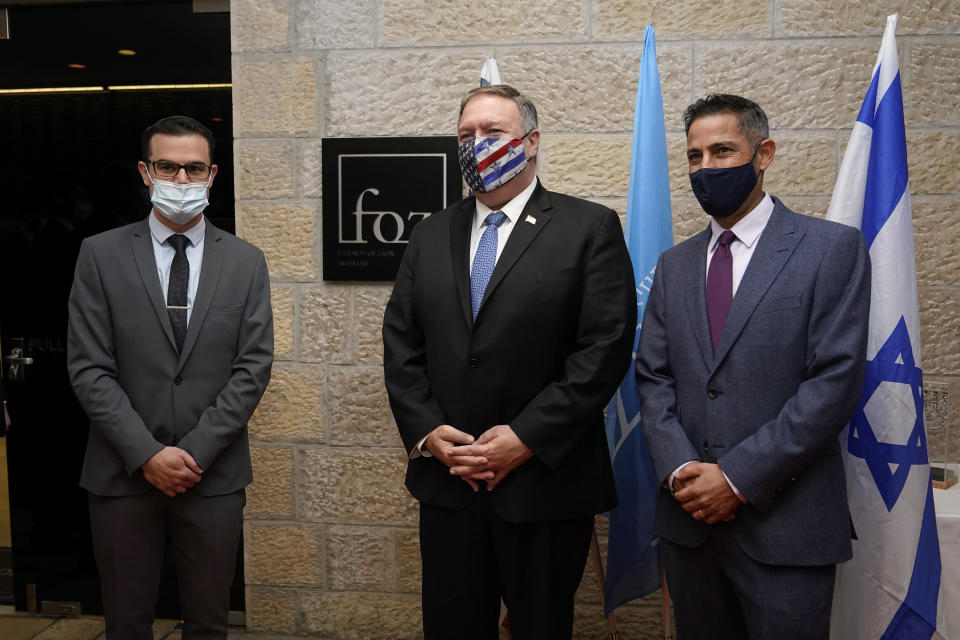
[457,133,530,193]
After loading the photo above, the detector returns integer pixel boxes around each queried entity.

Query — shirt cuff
[409,434,433,459]
[721,471,748,504]
[668,460,696,492]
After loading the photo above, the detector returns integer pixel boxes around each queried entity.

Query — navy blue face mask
[688,150,760,219]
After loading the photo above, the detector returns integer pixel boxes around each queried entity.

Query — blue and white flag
[603,23,672,616]
[480,58,501,86]
[827,14,942,640]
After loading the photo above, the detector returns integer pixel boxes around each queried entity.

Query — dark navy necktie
[706,230,737,353]
[166,234,190,352]
[470,211,507,319]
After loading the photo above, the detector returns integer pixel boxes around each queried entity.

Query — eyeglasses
[148,160,212,181]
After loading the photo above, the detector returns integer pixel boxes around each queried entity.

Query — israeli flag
[827,14,942,639]
[480,58,501,86]
[603,24,671,616]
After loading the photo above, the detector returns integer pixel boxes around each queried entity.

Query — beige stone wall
[231,1,960,637]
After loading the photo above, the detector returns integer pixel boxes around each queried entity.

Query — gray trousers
[661,523,836,640]
[88,489,244,640]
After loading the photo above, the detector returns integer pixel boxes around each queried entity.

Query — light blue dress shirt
[148,213,205,325]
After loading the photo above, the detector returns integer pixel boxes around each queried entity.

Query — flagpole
[661,568,672,639]
[590,526,620,640]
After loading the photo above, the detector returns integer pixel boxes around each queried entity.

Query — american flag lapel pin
[526,215,537,225]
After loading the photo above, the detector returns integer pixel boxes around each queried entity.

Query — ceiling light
[117,49,136,56]
[0,86,104,94]
[68,63,86,69]
[107,83,232,91]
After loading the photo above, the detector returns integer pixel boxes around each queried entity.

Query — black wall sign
[322,136,462,281]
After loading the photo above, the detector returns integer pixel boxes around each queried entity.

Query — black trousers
[88,489,244,640]
[661,524,836,640]
[419,492,594,640]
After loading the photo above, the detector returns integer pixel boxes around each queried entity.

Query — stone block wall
[230,1,960,637]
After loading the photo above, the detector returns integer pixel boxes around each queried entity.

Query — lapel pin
[526,215,537,225]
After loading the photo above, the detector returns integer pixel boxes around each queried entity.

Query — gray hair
[458,84,539,134]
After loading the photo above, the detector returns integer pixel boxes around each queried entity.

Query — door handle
[5,346,34,381]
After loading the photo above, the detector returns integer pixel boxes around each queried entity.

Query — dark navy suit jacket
[383,183,635,523]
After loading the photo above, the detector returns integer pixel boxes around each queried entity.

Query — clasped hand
[672,462,741,525]
[141,446,204,497]
[424,424,533,492]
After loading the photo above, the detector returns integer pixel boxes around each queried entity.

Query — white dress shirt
[411,177,540,459]
[672,193,775,502]
[704,192,774,295]
[148,213,205,325]
[468,177,538,272]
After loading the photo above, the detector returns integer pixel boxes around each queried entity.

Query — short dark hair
[458,84,538,134]
[141,115,215,162]
[682,94,769,146]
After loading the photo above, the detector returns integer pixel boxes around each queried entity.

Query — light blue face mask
[149,174,209,224]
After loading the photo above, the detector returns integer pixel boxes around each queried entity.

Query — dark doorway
[0,0,236,617]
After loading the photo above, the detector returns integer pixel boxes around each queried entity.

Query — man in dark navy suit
[383,85,636,639]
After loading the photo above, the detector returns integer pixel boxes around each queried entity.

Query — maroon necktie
[706,230,737,353]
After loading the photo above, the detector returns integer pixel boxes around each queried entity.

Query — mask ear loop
[518,129,537,163]
[750,139,767,179]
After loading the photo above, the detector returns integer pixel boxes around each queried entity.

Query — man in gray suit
[636,94,870,639]
[67,115,273,639]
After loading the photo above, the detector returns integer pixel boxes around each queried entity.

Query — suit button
[469,357,480,368]
[707,389,719,399]
[174,376,183,385]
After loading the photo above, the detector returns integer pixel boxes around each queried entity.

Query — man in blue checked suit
[636,94,871,639]
[383,85,636,639]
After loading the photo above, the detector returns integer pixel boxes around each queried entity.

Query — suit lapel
[179,222,223,368]
[479,184,552,314]
[131,220,178,352]
[681,228,714,369]
[712,204,803,369]
[449,198,475,327]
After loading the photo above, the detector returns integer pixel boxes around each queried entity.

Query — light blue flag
[827,14,942,640]
[603,23,673,616]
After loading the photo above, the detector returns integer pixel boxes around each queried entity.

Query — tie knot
[717,230,736,248]
[167,234,189,252]
[485,211,507,228]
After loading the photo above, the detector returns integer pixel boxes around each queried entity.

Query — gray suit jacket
[636,197,870,566]
[68,217,273,497]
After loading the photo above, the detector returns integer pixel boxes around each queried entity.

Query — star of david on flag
[826,14,942,640]
[847,317,926,512]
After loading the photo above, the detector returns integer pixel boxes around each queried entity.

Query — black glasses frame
[148,160,212,181]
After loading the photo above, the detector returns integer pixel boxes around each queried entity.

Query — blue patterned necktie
[470,211,507,319]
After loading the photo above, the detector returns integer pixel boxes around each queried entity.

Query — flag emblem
[457,136,527,193]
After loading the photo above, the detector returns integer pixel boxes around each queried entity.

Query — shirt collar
[474,176,538,232]
[709,192,774,251]
[148,212,206,247]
